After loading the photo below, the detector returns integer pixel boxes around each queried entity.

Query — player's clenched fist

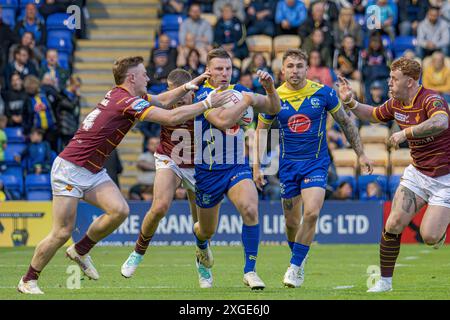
[257,70,275,92]
[389,130,407,150]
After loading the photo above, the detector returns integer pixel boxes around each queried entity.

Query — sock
[288,241,294,252]
[23,265,41,282]
[381,276,392,285]
[74,234,97,256]
[242,224,260,274]
[193,225,208,250]
[134,231,153,255]
[380,229,402,278]
[290,242,310,267]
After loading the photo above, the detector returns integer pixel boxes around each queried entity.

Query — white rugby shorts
[154,152,195,191]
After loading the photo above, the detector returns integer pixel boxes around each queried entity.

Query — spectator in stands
[244,53,273,95]
[0,115,7,168]
[174,187,188,200]
[178,3,213,54]
[136,136,159,187]
[333,7,363,49]
[299,2,334,50]
[366,80,388,107]
[137,121,161,151]
[365,0,396,41]
[56,75,81,150]
[214,4,248,60]
[330,181,353,200]
[3,73,28,127]
[15,128,52,174]
[147,50,172,92]
[422,50,450,103]
[177,32,208,67]
[361,32,391,95]
[182,49,206,78]
[9,32,44,71]
[275,0,307,35]
[245,0,276,37]
[311,0,340,24]
[0,179,14,201]
[161,0,189,15]
[417,6,450,57]
[104,149,123,189]
[239,72,254,91]
[39,0,69,20]
[150,33,177,70]
[398,0,429,36]
[364,181,383,200]
[39,49,70,91]
[307,50,334,87]
[341,0,367,15]
[0,7,20,80]
[302,28,333,68]
[402,49,422,64]
[196,0,214,13]
[14,3,46,46]
[129,184,154,201]
[3,45,38,90]
[213,0,245,22]
[335,35,361,81]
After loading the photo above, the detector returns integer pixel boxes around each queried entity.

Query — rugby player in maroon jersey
[338,57,449,292]
[17,56,243,294]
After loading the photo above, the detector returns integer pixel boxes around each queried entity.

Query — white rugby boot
[195,259,213,288]
[243,271,266,290]
[195,245,214,268]
[283,255,307,288]
[66,244,99,280]
[17,277,44,294]
[367,278,393,293]
[121,251,144,278]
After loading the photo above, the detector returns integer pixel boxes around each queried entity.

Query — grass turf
[1,244,449,300]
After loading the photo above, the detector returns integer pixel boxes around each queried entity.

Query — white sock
[381,276,392,285]
[290,264,300,273]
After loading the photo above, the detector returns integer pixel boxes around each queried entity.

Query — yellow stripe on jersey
[329,101,341,114]
[35,95,48,130]
[372,108,382,122]
[276,80,324,111]
[429,111,449,118]
[139,106,155,121]
[258,113,274,125]
[203,80,235,92]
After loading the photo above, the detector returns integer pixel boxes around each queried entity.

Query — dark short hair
[112,56,144,85]
[207,47,231,65]
[167,68,192,87]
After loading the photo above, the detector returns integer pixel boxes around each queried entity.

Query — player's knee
[422,232,441,245]
[198,226,215,239]
[285,215,300,230]
[53,228,72,244]
[113,202,130,221]
[302,209,320,224]
[240,203,258,224]
[150,201,170,220]
[386,214,407,233]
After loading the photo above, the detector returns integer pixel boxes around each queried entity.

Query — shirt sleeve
[258,113,276,125]
[325,87,341,114]
[424,94,449,119]
[372,99,395,123]
[122,97,155,121]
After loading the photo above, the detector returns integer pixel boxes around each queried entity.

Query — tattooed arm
[331,107,374,174]
[389,114,449,148]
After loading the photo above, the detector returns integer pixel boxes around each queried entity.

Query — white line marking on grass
[333,285,354,290]
[395,264,410,267]
[404,256,419,260]
[420,250,431,254]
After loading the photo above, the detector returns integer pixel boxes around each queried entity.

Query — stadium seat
[25,173,51,191]
[1,7,16,27]
[393,36,416,58]
[390,148,412,167]
[357,174,388,199]
[0,174,23,198]
[273,35,301,56]
[164,30,180,48]
[332,149,357,167]
[47,35,73,53]
[246,35,273,55]
[57,51,70,70]
[148,83,168,95]
[201,13,217,27]
[232,58,241,69]
[363,146,388,167]
[3,166,23,178]
[347,79,362,100]
[19,0,42,7]
[335,166,356,176]
[388,175,401,199]
[46,13,72,31]
[3,143,26,165]
[371,166,387,175]
[360,125,389,144]
[0,0,18,7]
[4,127,25,143]
[26,190,52,201]
[161,14,185,32]
[392,166,407,175]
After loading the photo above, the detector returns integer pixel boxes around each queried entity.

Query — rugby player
[121,69,201,278]
[192,47,281,289]
[254,49,373,288]
[337,57,450,293]
[17,56,234,294]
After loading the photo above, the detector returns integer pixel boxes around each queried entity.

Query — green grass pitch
[1,244,450,300]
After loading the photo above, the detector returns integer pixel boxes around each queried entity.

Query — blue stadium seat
[57,51,70,70]
[46,13,73,31]
[25,173,51,191]
[357,175,388,199]
[0,174,23,198]
[0,0,19,7]
[4,143,26,165]
[165,30,180,48]
[148,83,168,95]
[3,166,23,178]
[332,175,357,199]
[393,36,416,58]
[161,14,185,32]
[47,34,73,53]
[19,0,42,7]
[388,175,401,199]
[1,7,16,27]
[26,190,52,200]
[4,127,25,143]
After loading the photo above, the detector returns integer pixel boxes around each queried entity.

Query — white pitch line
[333,285,354,290]
[404,256,419,260]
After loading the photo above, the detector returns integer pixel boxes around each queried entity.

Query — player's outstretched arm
[253,118,271,191]
[331,107,374,174]
[337,76,380,123]
[150,71,211,109]
[143,89,233,126]
[204,92,254,131]
[251,70,281,115]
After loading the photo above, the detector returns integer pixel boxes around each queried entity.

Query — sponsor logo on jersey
[433,100,444,109]
[310,97,321,108]
[394,112,408,122]
[131,99,150,112]
[196,91,209,101]
[288,114,311,133]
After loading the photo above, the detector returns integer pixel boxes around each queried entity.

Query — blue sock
[290,243,310,267]
[193,225,208,250]
[242,224,260,273]
[288,241,295,252]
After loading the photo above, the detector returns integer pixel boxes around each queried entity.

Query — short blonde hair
[390,57,421,81]
[112,56,144,85]
[282,48,308,64]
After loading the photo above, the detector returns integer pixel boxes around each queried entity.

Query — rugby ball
[220,89,254,127]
